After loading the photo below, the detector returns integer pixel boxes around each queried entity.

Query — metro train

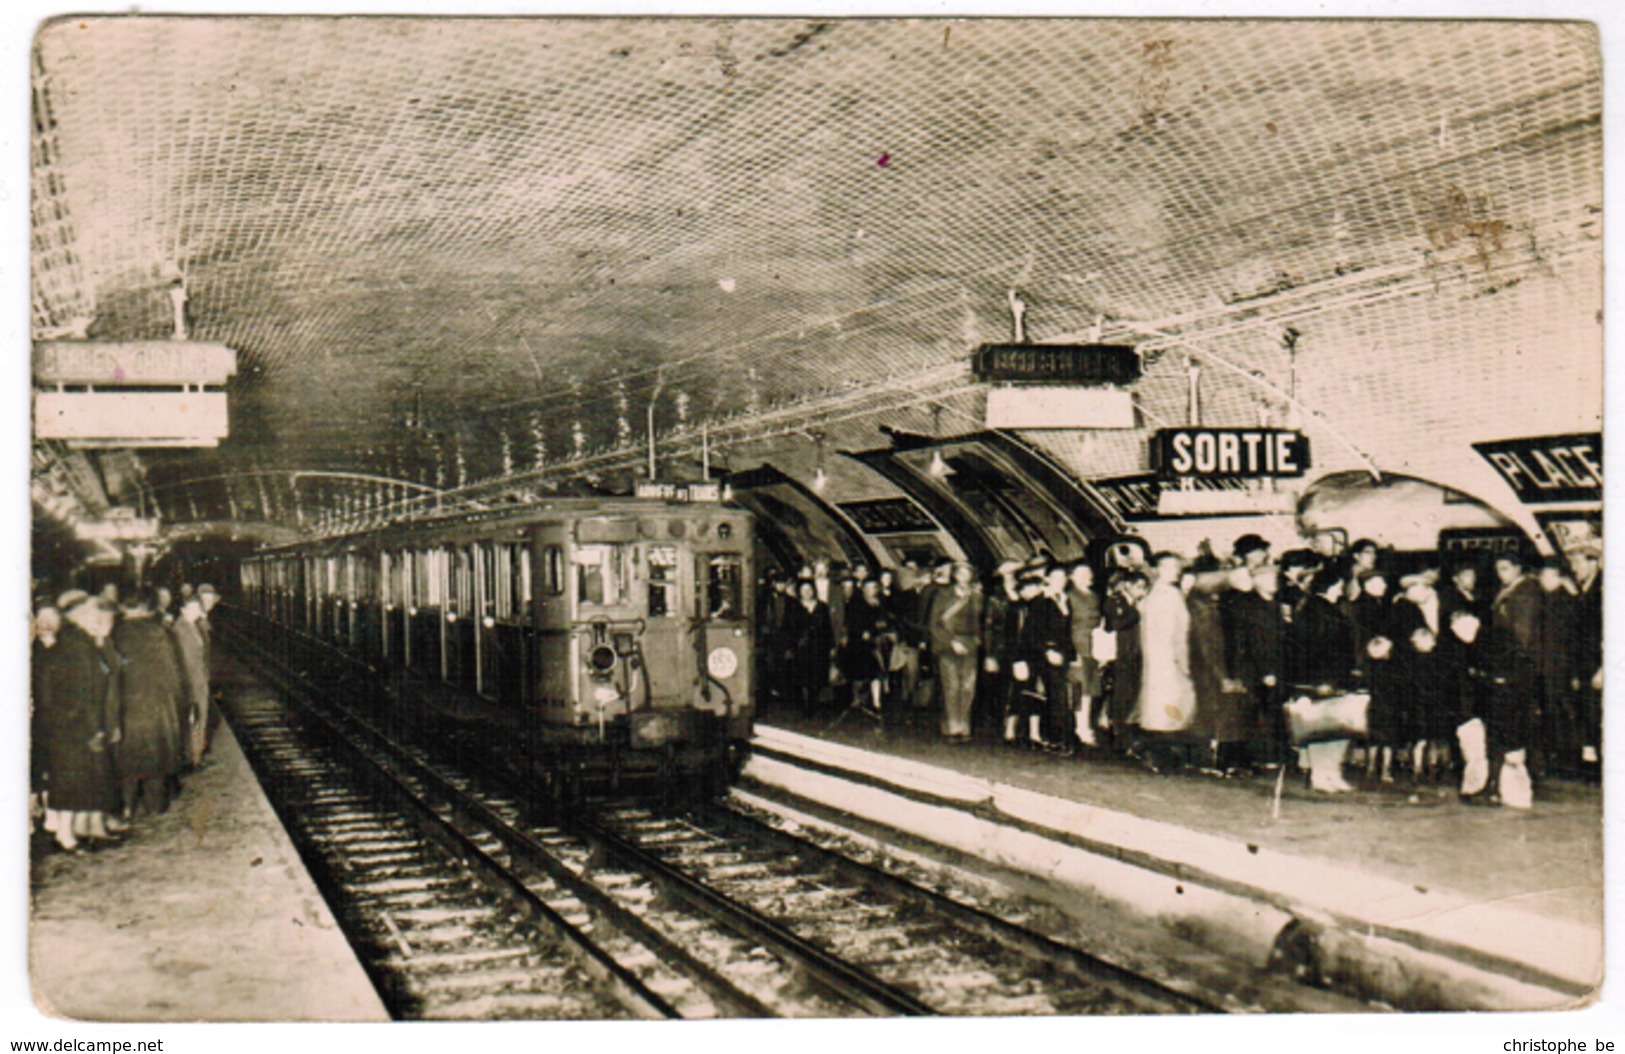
[236,498,756,799]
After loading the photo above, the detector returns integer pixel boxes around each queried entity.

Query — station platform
[746,703,1604,1011]
[28,708,388,1022]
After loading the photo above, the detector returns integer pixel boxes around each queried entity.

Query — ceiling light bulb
[929,451,949,478]
[813,467,828,492]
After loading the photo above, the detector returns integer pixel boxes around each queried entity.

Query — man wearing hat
[1568,541,1603,769]
[37,590,122,850]
[174,592,213,768]
[1233,533,1271,572]
[1474,552,1543,807]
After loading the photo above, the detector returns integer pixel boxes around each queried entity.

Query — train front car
[529,501,756,801]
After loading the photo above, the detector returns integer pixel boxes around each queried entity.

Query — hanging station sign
[1472,432,1602,505]
[837,497,938,535]
[972,343,1141,385]
[1092,474,1296,520]
[32,340,237,448]
[1151,428,1310,479]
[33,340,237,386]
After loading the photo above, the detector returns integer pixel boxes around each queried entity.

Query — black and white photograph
[14,5,1615,1041]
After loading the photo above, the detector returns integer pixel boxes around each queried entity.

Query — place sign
[1092,473,1273,521]
[972,344,1141,385]
[1152,428,1309,479]
[34,340,237,386]
[838,497,938,535]
[1472,433,1601,505]
[635,481,730,503]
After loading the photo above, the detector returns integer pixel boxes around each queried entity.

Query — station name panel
[1152,428,1310,479]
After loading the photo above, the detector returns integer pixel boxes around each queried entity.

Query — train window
[413,549,437,605]
[700,554,744,620]
[450,546,473,613]
[543,546,564,596]
[647,546,678,617]
[574,544,628,607]
[517,547,533,615]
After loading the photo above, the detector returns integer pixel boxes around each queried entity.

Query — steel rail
[697,802,1219,1014]
[564,811,938,1017]
[222,618,684,1021]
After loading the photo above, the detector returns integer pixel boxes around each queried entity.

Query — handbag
[1282,691,1370,745]
[1090,625,1118,664]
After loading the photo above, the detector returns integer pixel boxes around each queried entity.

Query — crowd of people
[757,533,1603,808]
[30,580,221,854]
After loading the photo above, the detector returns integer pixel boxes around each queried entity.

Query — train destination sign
[1152,428,1309,479]
[972,343,1141,385]
[1472,432,1601,505]
[634,481,730,502]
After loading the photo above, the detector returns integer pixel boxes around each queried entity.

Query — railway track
[220,613,1225,1018]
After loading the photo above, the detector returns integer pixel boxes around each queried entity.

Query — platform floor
[28,716,388,1022]
[757,702,1604,932]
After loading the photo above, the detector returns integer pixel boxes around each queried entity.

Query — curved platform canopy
[29,18,1601,570]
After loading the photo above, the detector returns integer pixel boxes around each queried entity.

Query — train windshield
[700,554,744,620]
[574,543,629,607]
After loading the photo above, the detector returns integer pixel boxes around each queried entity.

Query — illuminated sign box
[1152,428,1309,479]
[972,344,1140,385]
[985,386,1136,429]
[34,340,237,386]
[34,390,229,446]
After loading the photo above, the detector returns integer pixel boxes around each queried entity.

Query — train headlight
[707,646,739,679]
[588,644,618,675]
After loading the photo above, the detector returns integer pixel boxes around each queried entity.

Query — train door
[532,524,574,716]
[638,539,688,709]
[444,544,476,692]
[328,558,341,643]
[408,547,442,678]
[477,542,530,704]
[693,547,751,716]
[386,550,408,665]
[343,553,358,649]
[304,556,320,634]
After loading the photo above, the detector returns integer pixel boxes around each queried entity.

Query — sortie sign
[1152,428,1310,479]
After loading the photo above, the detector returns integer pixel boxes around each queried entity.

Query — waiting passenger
[173,594,212,768]
[111,588,187,818]
[781,579,833,719]
[929,562,982,741]
[31,601,61,840]
[38,591,122,851]
[1137,552,1196,738]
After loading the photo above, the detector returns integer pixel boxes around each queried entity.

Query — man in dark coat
[781,579,834,719]
[38,591,122,848]
[1568,542,1603,770]
[112,587,187,817]
[174,593,213,767]
[1230,566,1285,766]
[1023,565,1075,752]
[1480,552,1543,807]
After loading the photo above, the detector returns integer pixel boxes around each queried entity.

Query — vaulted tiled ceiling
[30,17,1602,532]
